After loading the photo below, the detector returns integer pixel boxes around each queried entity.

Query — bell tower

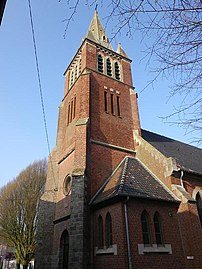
[36,10,141,269]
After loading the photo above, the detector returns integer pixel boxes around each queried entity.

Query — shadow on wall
[35,198,56,269]
[89,73,136,196]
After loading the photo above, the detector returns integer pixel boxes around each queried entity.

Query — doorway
[59,230,69,269]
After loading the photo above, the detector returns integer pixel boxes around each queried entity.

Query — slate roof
[86,10,113,50]
[141,129,202,175]
[91,157,178,205]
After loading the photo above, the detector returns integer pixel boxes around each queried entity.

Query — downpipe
[124,196,132,269]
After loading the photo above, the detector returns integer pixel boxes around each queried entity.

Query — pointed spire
[116,43,129,58]
[86,10,112,50]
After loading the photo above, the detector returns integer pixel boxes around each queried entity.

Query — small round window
[63,175,72,196]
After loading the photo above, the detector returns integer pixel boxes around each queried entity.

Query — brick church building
[35,11,202,269]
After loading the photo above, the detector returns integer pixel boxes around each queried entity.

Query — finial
[95,0,99,11]
[117,43,129,58]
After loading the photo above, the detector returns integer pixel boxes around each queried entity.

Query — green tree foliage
[61,0,202,142]
[0,159,47,268]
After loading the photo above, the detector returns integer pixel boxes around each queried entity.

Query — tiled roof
[91,157,178,205]
[141,129,202,175]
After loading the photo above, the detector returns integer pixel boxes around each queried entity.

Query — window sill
[138,244,172,255]
[94,244,117,256]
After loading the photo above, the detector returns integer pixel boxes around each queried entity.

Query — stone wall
[69,174,90,269]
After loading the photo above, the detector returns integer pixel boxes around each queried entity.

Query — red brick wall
[93,199,189,269]
[127,199,187,269]
[183,176,202,196]
[57,40,140,198]
[88,68,140,195]
[93,203,128,269]
[92,198,200,269]
[121,59,133,85]
[176,202,202,269]
[89,144,134,196]
[55,153,74,221]
[52,220,70,255]
[52,39,142,268]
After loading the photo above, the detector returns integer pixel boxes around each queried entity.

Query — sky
[0,0,200,188]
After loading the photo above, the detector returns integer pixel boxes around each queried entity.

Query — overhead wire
[27,0,57,191]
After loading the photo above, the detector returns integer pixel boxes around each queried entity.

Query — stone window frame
[138,210,172,255]
[67,95,77,125]
[63,174,72,196]
[192,187,202,226]
[97,53,122,81]
[98,215,104,249]
[116,93,121,117]
[141,210,151,246]
[105,212,113,248]
[97,53,104,73]
[114,61,121,80]
[69,56,82,89]
[103,87,122,117]
[73,96,76,119]
[95,212,117,256]
[110,91,115,115]
[104,90,108,113]
[153,212,164,245]
[67,102,71,125]
[138,244,172,255]
[70,69,74,87]
[74,64,78,81]
[59,230,69,268]
[106,57,112,77]
[196,192,202,226]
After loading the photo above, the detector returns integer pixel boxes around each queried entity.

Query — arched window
[196,192,202,226]
[116,95,121,116]
[114,62,120,80]
[70,70,74,87]
[97,54,103,73]
[79,58,82,74]
[154,212,163,245]
[104,91,108,113]
[73,96,76,119]
[74,65,78,80]
[63,175,72,196]
[98,215,103,249]
[106,58,112,76]
[141,211,151,245]
[105,212,113,247]
[110,93,114,115]
[67,103,71,125]
[59,230,69,269]
[70,99,73,122]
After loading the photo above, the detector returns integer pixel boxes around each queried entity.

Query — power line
[27,0,57,191]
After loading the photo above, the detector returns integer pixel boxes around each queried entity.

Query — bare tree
[61,0,202,143]
[0,159,47,269]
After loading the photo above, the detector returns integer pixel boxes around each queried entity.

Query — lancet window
[97,54,122,81]
[106,58,112,77]
[98,54,104,73]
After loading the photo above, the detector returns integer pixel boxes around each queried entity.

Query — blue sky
[0,0,199,188]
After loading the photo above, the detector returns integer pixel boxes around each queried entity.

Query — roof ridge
[117,157,129,194]
[141,129,202,150]
[89,156,127,205]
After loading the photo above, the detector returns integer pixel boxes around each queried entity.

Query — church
[35,11,202,269]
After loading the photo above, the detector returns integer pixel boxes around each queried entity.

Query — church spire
[86,10,112,50]
[116,43,129,58]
